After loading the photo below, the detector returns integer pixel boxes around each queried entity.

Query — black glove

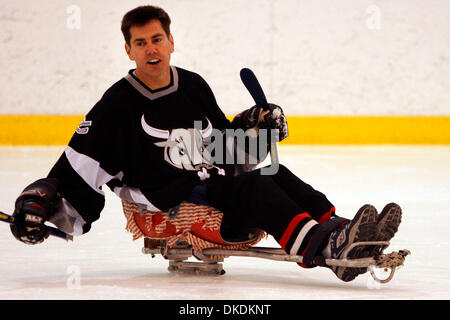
[258,103,289,142]
[231,105,260,131]
[231,104,289,142]
[11,178,60,245]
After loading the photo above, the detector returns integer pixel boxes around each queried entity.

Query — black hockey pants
[203,164,336,263]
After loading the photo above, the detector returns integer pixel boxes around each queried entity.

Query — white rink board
[1,0,449,116]
[0,145,449,300]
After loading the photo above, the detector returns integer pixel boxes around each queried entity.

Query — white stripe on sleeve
[64,146,124,195]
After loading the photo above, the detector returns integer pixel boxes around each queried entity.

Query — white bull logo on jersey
[141,115,224,179]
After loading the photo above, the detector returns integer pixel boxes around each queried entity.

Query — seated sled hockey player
[10,6,402,282]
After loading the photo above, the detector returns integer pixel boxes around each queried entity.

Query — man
[10,6,401,282]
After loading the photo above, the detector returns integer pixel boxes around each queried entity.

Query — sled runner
[123,200,410,284]
[142,239,410,283]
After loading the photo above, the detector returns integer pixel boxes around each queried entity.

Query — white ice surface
[0,145,449,300]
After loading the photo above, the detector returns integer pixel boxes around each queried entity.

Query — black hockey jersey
[47,66,235,235]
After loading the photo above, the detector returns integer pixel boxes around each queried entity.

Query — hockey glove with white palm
[257,103,289,142]
[231,105,260,132]
[232,104,288,142]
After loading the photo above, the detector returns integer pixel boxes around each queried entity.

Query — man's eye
[153,38,162,43]
[136,42,145,46]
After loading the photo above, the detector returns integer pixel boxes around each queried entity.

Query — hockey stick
[240,68,279,170]
[0,210,73,241]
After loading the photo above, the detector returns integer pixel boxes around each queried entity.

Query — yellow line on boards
[0,115,83,146]
[0,115,448,145]
[285,116,450,145]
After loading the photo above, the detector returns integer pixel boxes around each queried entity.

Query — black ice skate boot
[370,203,402,255]
[327,204,378,282]
[377,203,402,241]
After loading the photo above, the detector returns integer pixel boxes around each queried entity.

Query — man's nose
[146,43,157,55]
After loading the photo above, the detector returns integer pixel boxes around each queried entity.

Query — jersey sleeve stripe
[113,186,161,212]
[64,146,124,195]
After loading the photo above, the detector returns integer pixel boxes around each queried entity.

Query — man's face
[125,19,174,89]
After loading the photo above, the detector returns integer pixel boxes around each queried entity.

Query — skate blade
[168,261,225,276]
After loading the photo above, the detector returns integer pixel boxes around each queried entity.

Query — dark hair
[121,5,171,45]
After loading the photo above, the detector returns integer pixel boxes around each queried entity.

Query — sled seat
[122,200,267,257]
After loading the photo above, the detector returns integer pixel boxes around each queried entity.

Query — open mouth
[147,59,161,65]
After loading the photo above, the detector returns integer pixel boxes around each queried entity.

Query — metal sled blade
[168,260,225,276]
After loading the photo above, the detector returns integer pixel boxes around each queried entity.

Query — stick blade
[240,68,268,107]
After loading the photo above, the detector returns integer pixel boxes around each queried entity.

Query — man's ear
[169,34,175,53]
[125,42,134,60]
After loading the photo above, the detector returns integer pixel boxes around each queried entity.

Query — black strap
[302,217,348,267]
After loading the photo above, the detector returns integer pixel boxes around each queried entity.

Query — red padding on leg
[318,207,335,224]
